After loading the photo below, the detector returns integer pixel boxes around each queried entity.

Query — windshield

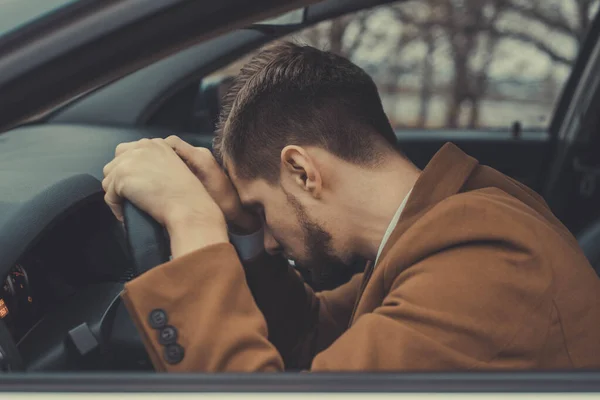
[0,0,79,38]
[1,2,303,40]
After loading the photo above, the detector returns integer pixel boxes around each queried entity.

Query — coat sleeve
[120,242,362,371]
[122,227,553,371]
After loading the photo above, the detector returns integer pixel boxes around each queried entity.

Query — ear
[280,145,322,199]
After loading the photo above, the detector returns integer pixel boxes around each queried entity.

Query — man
[102,42,600,371]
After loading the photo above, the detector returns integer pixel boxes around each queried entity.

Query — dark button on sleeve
[149,309,168,329]
[158,325,178,345]
[164,343,185,365]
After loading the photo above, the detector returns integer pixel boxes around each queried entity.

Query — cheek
[264,211,304,250]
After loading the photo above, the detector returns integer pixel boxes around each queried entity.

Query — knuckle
[197,147,212,156]
[112,164,129,184]
[117,158,131,171]
[155,138,172,150]
[115,143,126,156]
[196,147,214,163]
[114,176,127,196]
[129,148,143,158]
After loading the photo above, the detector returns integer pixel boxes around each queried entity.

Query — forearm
[165,210,228,259]
[121,242,284,371]
[126,220,350,371]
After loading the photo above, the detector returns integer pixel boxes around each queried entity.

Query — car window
[0,0,79,39]
[207,0,600,132]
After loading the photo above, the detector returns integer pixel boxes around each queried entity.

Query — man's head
[214,41,412,281]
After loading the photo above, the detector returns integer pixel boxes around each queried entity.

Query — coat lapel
[350,142,480,323]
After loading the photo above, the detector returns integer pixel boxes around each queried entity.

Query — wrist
[165,208,228,258]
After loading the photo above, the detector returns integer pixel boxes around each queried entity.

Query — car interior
[0,0,600,376]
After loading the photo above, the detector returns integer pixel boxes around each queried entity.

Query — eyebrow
[218,159,260,211]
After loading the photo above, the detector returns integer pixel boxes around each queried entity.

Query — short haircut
[213,41,398,183]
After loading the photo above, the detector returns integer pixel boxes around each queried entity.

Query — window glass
[208,0,599,131]
[0,0,80,38]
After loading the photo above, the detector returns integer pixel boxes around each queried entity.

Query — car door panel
[396,130,550,192]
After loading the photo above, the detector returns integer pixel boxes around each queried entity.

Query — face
[282,188,350,285]
[230,162,355,286]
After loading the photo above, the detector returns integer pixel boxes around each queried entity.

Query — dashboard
[0,123,176,370]
[1,264,35,342]
[0,196,132,348]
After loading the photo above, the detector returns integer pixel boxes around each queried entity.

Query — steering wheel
[123,201,171,275]
[0,176,173,371]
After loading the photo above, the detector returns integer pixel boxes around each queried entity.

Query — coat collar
[377,142,479,264]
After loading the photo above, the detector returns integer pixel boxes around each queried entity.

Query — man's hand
[164,135,261,234]
[102,138,228,258]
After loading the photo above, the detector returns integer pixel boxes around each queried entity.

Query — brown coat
[121,142,600,371]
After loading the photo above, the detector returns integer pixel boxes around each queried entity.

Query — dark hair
[213,41,398,183]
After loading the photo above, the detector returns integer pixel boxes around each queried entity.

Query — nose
[263,227,281,256]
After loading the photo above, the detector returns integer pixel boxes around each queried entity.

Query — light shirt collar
[374,188,413,268]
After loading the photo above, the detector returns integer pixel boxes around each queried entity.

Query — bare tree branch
[343,12,371,56]
[328,17,348,55]
[502,0,578,39]
[490,27,573,65]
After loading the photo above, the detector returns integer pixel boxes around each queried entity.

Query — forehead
[224,160,267,206]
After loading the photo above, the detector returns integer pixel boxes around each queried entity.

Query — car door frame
[540,5,600,231]
[2,371,600,393]
[0,0,317,131]
[0,0,599,393]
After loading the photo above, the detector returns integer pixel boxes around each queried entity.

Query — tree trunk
[329,17,348,56]
[468,96,480,129]
[446,49,470,128]
[418,31,435,128]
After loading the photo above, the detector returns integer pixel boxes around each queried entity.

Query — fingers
[106,139,143,176]
[165,135,218,178]
[165,135,212,164]
[165,135,196,160]
[101,137,187,223]
[103,175,124,222]
[102,155,120,178]
[102,153,120,221]
[150,137,173,151]
[103,147,139,179]
[103,139,145,222]
[115,138,168,157]
[102,169,124,223]
[115,140,139,156]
